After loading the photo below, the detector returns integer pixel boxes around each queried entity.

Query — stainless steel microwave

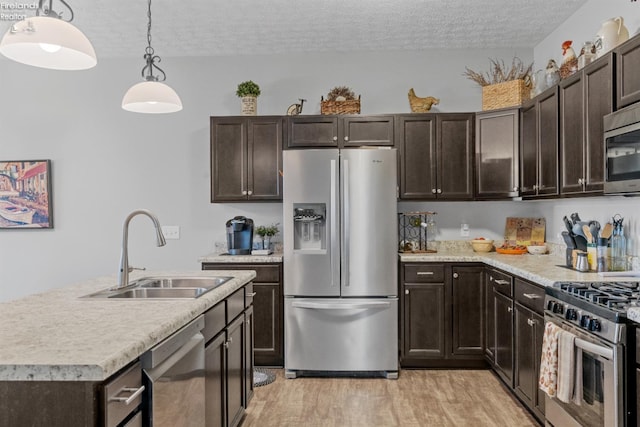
[604,102,640,195]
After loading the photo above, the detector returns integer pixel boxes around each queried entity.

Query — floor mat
[254,368,276,387]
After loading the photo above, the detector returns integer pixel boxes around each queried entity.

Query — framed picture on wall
[0,160,53,229]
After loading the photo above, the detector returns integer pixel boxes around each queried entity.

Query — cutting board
[504,217,546,246]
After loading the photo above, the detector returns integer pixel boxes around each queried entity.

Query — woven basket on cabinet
[481,79,530,111]
[320,95,361,115]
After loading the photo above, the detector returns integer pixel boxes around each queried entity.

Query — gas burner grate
[554,281,640,313]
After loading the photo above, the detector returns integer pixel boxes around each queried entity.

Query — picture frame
[0,160,53,229]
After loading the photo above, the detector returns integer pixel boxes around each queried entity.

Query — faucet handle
[128,266,146,273]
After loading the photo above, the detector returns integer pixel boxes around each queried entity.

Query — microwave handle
[575,337,613,359]
[605,120,640,139]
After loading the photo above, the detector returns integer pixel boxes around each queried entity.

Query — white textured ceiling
[0,0,589,58]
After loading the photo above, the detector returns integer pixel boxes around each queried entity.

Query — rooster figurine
[408,88,439,113]
[559,40,578,79]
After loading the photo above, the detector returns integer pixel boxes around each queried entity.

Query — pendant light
[0,0,96,70]
[122,0,182,114]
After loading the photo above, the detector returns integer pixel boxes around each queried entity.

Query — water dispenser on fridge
[293,205,326,251]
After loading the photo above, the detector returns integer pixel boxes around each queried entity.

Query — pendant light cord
[36,0,74,22]
[141,0,166,82]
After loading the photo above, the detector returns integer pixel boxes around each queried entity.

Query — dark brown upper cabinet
[475,108,520,199]
[286,115,394,148]
[210,116,283,202]
[520,87,559,199]
[559,53,613,196]
[398,113,474,200]
[616,33,640,109]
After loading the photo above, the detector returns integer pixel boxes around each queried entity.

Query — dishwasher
[141,315,205,427]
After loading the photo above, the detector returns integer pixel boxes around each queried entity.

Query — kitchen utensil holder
[398,211,437,253]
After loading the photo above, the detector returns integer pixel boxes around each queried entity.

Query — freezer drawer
[284,297,398,376]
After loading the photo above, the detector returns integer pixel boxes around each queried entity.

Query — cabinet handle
[246,319,251,326]
[532,184,538,191]
[417,271,434,275]
[344,136,349,142]
[224,341,229,349]
[278,169,284,177]
[110,386,146,405]
[527,318,537,327]
[247,190,253,195]
[453,272,459,279]
[333,136,338,141]
[229,337,233,344]
[432,189,437,194]
[246,292,257,297]
[405,289,409,295]
[489,276,494,282]
[523,293,541,300]
[437,189,442,194]
[577,178,583,185]
[513,186,519,192]
[507,306,513,313]
[242,190,247,195]
[494,279,509,285]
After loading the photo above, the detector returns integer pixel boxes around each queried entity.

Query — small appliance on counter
[226,216,253,255]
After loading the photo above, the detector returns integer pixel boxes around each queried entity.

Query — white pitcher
[596,17,630,56]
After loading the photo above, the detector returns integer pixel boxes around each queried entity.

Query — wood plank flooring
[244,369,539,426]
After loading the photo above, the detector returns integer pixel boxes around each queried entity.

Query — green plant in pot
[256,223,279,250]
[236,80,261,116]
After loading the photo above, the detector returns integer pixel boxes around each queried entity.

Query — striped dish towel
[557,329,577,402]
[539,321,561,397]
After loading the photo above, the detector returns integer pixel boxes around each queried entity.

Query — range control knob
[580,315,591,328]
[547,300,555,311]
[565,308,578,321]
[588,318,601,332]
[552,303,564,315]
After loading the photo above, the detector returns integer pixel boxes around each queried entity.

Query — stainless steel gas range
[544,282,638,427]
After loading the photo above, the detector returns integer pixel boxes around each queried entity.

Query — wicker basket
[321,95,361,115]
[481,79,530,111]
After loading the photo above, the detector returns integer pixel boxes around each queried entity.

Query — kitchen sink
[82,276,233,299]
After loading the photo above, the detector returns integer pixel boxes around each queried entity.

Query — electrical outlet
[162,225,180,240]
[460,223,470,237]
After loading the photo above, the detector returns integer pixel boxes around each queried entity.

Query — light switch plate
[162,225,180,240]
[460,223,470,237]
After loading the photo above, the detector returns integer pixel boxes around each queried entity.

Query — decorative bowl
[471,239,494,253]
[526,245,547,255]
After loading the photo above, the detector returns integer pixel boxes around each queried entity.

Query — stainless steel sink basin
[82,276,233,299]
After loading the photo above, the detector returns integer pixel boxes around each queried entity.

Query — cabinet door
[520,101,538,197]
[253,283,283,366]
[243,306,254,408]
[211,118,247,201]
[286,116,339,148]
[437,114,474,200]
[494,291,514,387]
[484,271,495,363]
[537,88,559,196]
[227,316,245,427]
[475,109,519,199]
[341,115,394,147]
[247,118,283,200]
[616,35,640,109]
[583,54,612,194]
[451,265,484,357]
[559,73,585,195]
[514,303,536,410]
[397,114,437,199]
[402,282,446,360]
[205,332,226,427]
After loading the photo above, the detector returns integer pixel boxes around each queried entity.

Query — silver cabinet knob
[247,190,253,195]
[333,136,338,141]
[437,189,442,194]
[513,186,519,192]
[405,289,409,295]
[242,190,247,195]
[453,272,459,279]
[577,178,583,185]
[507,306,513,313]
[344,136,349,141]
[532,185,538,191]
[432,189,437,194]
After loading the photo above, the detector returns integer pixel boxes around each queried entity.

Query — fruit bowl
[470,239,494,253]
[527,245,548,255]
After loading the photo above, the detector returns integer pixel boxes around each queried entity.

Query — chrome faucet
[117,209,166,288]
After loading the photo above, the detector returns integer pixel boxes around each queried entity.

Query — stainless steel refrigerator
[283,148,398,379]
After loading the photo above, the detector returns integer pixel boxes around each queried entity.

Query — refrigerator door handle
[330,158,339,288]
[341,158,350,288]
[291,301,391,310]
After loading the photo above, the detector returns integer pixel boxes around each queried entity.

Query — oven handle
[575,337,613,359]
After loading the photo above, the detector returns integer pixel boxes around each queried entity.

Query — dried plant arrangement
[326,86,356,101]
[463,57,533,87]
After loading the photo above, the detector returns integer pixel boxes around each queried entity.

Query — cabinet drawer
[487,269,513,297]
[203,301,226,342]
[514,278,545,314]
[103,362,143,427]
[202,263,280,283]
[404,264,445,283]
[227,287,245,322]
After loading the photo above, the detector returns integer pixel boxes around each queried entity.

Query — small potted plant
[255,223,279,250]
[236,80,261,116]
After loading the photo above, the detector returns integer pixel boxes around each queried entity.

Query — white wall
[0,47,531,302]
[534,0,640,70]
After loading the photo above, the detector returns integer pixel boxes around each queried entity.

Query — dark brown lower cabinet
[494,291,514,387]
[484,269,495,362]
[400,263,485,367]
[202,263,284,366]
[226,315,245,427]
[514,304,545,422]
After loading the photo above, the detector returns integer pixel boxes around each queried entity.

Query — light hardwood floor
[244,369,539,427]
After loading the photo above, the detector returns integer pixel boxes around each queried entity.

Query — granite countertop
[199,252,283,263]
[0,269,255,382]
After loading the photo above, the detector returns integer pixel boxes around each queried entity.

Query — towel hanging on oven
[557,329,577,402]
[539,321,561,397]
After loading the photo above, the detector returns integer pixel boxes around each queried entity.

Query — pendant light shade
[122,81,183,114]
[0,11,96,70]
[122,0,182,114]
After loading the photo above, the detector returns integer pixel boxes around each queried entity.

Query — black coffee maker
[226,216,254,255]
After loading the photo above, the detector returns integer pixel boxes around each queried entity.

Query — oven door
[604,120,640,195]
[544,317,623,427]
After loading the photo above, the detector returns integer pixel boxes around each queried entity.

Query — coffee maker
[226,216,254,255]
